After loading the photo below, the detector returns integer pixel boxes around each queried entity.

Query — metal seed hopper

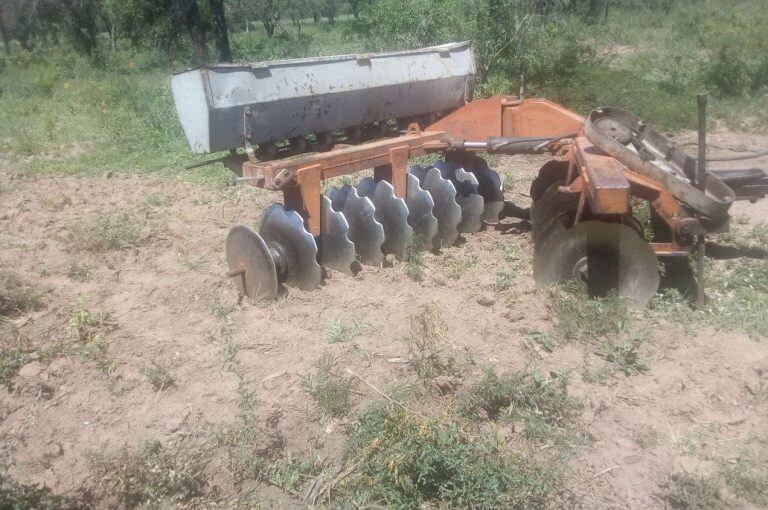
[172,43,768,306]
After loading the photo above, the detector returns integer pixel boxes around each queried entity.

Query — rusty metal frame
[240,125,448,236]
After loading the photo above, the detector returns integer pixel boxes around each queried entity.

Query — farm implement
[172,42,768,306]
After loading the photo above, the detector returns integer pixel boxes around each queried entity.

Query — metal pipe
[696,94,707,307]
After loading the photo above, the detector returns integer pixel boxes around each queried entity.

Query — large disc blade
[260,204,322,291]
[533,221,660,307]
[358,177,414,260]
[446,153,504,224]
[226,224,279,300]
[319,195,358,276]
[406,172,439,251]
[453,167,484,233]
[530,181,579,247]
[530,160,569,202]
[328,185,385,266]
[420,167,461,246]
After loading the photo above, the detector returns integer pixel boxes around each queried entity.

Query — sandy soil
[1,138,767,508]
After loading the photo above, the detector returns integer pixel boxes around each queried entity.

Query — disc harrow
[227,157,500,300]
[173,44,768,307]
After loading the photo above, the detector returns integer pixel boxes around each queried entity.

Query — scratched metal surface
[171,42,476,154]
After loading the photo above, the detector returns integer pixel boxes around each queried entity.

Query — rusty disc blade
[226,224,279,300]
[533,221,660,307]
[328,185,385,266]
[319,195,358,276]
[260,204,322,291]
[406,171,439,251]
[358,177,414,260]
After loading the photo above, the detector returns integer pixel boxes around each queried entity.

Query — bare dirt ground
[1,135,767,508]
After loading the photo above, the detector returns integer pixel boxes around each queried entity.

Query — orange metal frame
[238,95,697,254]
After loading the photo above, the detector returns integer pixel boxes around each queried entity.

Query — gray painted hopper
[171,42,475,154]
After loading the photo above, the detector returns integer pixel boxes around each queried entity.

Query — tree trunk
[174,0,209,63]
[313,11,320,24]
[208,0,232,62]
[263,21,275,38]
[0,7,10,55]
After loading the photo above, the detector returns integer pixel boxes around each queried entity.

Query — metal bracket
[243,107,256,161]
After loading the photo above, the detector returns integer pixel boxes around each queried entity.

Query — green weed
[599,334,650,376]
[402,303,455,382]
[722,453,768,506]
[445,254,477,280]
[67,261,92,282]
[92,439,210,509]
[0,478,76,509]
[66,211,143,252]
[663,473,724,510]
[550,282,630,342]
[302,351,356,419]
[64,297,115,374]
[140,361,175,391]
[326,318,366,343]
[527,332,555,353]
[336,399,560,508]
[0,271,44,317]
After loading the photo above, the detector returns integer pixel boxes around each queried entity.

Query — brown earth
[1,135,767,508]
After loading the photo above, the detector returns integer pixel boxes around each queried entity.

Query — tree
[323,0,338,24]
[0,5,9,54]
[209,0,232,61]
[61,0,100,57]
[173,0,210,62]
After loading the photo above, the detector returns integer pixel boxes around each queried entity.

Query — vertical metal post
[696,94,707,307]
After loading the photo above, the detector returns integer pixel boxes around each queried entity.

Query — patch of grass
[336,399,560,508]
[0,318,34,389]
[527,332,555,353]
[67,260,92,282]
[92,439,210,509]
[444,254,477,280]
[495,265,515,291]
[632,425,661,449]
[217,325,238,367]
[208,293,236,320]
[652,258,768,338]
[403,247,423,282]
[268,452,324,495]
[402,303,455,382]
[302,351,357,419]
[64,297,115,374]
[326,318,366,344]
[0,271,44,317]
[0,478,77,509]
[663,473,724,510]
[722,453,768,506]
[459,368,579,442]
[66,211,143,252]
[140,361,176,391]
[599,333,650,376]
[550,282,631,342]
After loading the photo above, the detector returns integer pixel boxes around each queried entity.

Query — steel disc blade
[358,177,414,260]
[406,172,439,251]
[530,160,569,202]
[533,221,660,307]
[260,204,322,291]
[330,185,385,266]
[421,167,461,246]
[453,167,484,233]
[446,153,504,224]
[432,159,460,182]
[226,224,279,300]
[530,181,579,247]
[319,195,357,276]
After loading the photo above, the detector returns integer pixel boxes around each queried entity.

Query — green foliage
[337,400,559,509]
[663,473,724,510]
[66,211,143,252]
[326,318,366,343]
[93,439,209,509]
[0,477,76,510]
[550,282,630,342]
[0,271,44,317]
[599,334,650,376]
[402,303,456,382]
[64,297,115,374]
[459,368,579,442]
[722,453,768,506]
[302,351,357,419]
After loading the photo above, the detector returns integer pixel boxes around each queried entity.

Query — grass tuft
[140,361,176,391]
[302,352,357,419]
[663,473,724,510]
[64,297,115,374]
[66,211,143,252]
[326,318,366,344]
[0,271,44,317]
[403,303,455,382]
